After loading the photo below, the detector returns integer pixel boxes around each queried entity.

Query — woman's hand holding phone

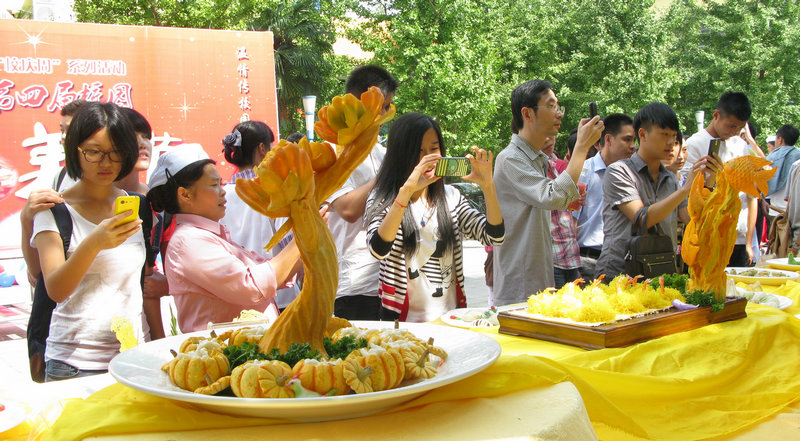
[401,153,442,198]
[463,146,495,190]
[86,213,143,253]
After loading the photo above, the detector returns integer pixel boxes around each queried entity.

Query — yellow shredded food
[234,309,264,322]
[526,275,685,323]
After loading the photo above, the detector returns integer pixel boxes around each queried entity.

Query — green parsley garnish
[683,289,725,312]
[222,335,368,369]
[648,273,689,293]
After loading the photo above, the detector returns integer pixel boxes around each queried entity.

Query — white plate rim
[725,266,800,280]
[108,321,501,420]
[766,258,800,271]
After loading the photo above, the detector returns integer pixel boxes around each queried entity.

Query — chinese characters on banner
[236,46,250,123]
[0,21,278,249]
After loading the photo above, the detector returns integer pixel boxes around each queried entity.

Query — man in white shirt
[680,91,759,266]
[327,65,398,320]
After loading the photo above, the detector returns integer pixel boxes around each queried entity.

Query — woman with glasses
[31,102,148,381]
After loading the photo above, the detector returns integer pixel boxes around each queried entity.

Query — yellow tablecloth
[6,283,800,441]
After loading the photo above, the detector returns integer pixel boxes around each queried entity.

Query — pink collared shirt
[165,213,279,332]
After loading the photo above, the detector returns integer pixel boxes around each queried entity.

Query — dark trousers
[554,267,582,289]
[728,245,752,267]
[334,294,381,321]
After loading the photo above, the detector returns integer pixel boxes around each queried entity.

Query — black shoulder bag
[624,207,677,278]
[27,203,71,383]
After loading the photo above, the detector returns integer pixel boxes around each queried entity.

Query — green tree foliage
[72,0,799,151]
[248,0,337,134]
[349,0,514,154]
[349,0,799,156]
[663,0,800,145]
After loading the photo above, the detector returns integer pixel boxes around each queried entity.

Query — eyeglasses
[78,146,122,163]
[530,105,565,115]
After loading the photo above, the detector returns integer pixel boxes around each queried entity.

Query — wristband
[394,198,407,209]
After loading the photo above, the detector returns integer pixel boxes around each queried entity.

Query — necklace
[419,204,435,227]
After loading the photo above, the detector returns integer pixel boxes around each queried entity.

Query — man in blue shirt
[574,113,635,278]
[766,124,800,216]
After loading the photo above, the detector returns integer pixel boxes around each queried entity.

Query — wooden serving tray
[497,297,747,350]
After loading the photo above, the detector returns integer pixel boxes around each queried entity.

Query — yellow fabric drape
[7,284,800,441]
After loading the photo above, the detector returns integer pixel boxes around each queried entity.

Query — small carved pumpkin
[230,360,294,398]
[163,347,230,392]
[345,345,404,392]
[292,358,350,396]
[343,356,374,394]
[403,348,437,379]
[227,326,267,346]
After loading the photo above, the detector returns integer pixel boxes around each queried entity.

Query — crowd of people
[20,64,795,382]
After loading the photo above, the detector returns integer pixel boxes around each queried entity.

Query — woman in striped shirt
[365,113,504,322]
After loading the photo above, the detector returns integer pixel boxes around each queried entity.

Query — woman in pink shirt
[146,146,302,332]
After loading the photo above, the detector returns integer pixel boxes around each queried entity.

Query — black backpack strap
[55,167,68,192]
[50,203,72,255]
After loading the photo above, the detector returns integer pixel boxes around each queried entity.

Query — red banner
[0,19,278,250]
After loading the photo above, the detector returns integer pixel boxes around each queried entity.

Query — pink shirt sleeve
[167,228,278,307]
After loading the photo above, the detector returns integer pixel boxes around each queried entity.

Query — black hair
[285,132,304,143]
[716,91,752,122]
[60,99,87,117]
[122,107,152,140]
[599,113,633,147]
[633,103,680,141]
[222,120,274,168]
[345,65,399,97]
[146,159,216,214]
[567,128,578,157]
[510,79,553,134]
[367,112,456,257]
[63,102,139,181]
[777,124,800,146]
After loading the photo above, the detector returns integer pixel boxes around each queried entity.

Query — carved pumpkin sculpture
[682,155,775,300]
[235,87,395,355]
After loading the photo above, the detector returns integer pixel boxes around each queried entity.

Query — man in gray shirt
[492,79,604,305]
[595,102,714,279]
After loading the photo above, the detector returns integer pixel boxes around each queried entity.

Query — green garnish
[223,341,269,369]
[683,289,725,312]
[222,336,368,370]
[648,273,689,293]
[788,253,800,265]
[324,336,368,360]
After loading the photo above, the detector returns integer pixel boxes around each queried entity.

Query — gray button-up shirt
[493,134,579,305]
[595,152,685,279]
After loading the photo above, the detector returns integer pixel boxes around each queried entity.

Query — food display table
[4,282,800,441]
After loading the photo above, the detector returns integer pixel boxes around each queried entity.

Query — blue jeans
[44,359,107,382]
[553,267,582,289]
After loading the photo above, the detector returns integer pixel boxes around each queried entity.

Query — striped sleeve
[449,186,504,246]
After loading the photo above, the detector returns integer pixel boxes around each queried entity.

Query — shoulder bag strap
[50,203,72,256]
